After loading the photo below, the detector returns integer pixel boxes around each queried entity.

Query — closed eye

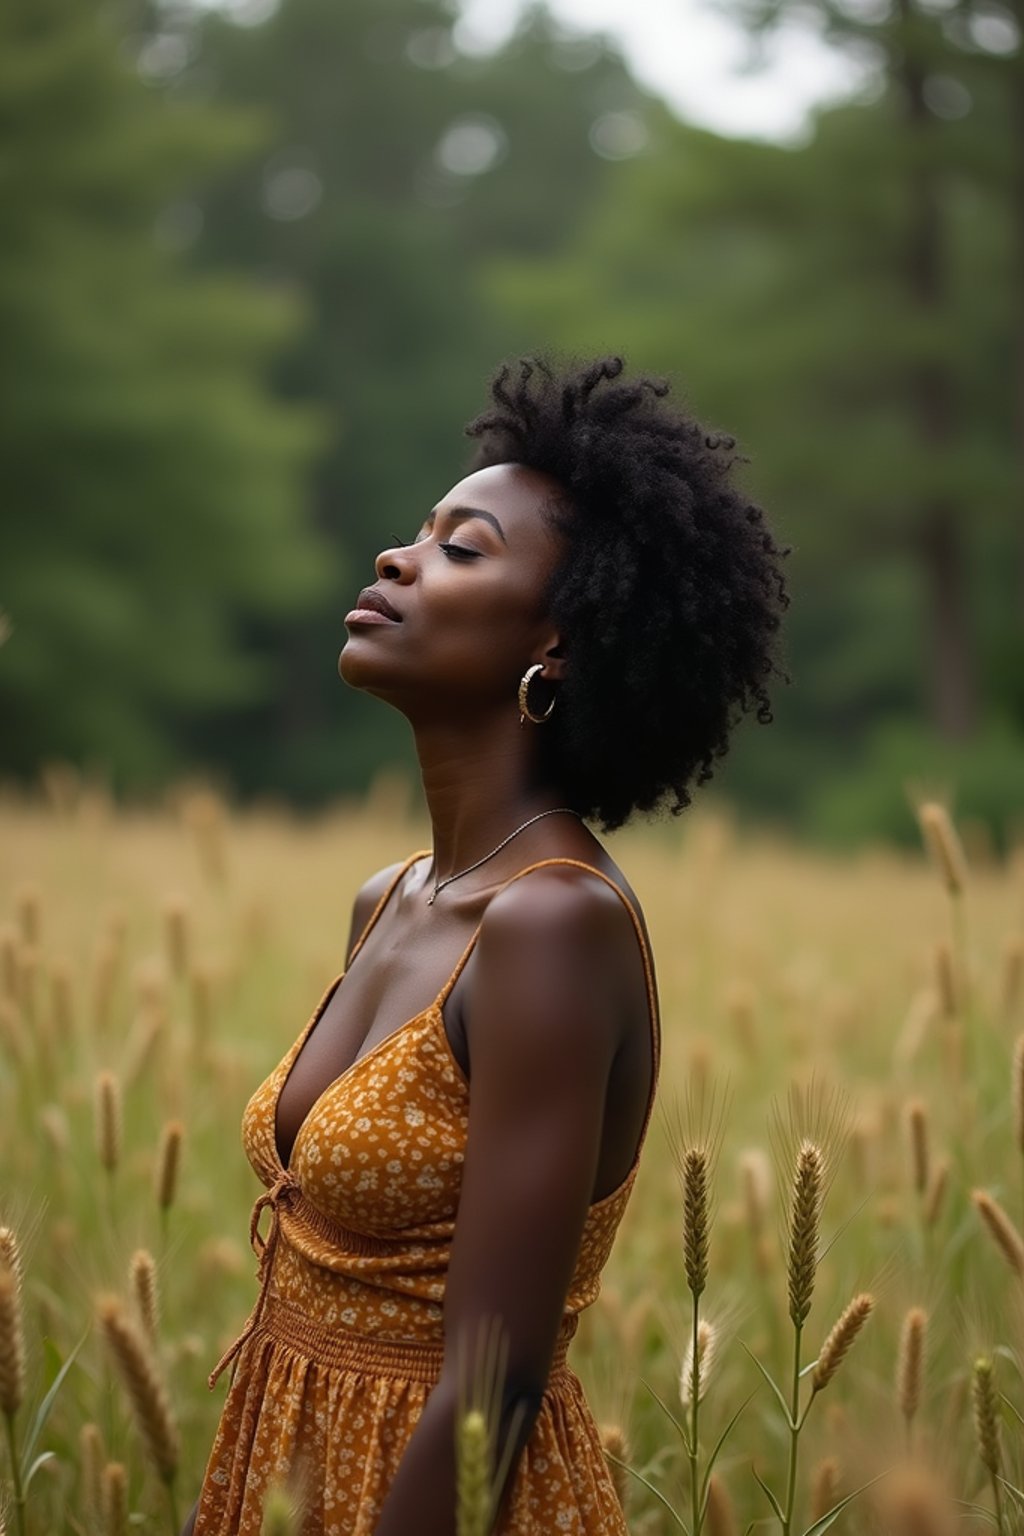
[439,542,481,560]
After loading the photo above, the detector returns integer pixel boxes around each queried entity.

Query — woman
[185,355,791,1535]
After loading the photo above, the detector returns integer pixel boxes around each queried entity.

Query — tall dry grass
[0,775,1023,1531]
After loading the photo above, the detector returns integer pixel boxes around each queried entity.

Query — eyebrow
[424,506,507,545]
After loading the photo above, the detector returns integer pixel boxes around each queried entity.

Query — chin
[337,639,385,688]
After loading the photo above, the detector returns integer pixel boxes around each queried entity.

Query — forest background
[2,0,1022,852]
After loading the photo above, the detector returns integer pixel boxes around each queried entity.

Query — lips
[354,587,402,622]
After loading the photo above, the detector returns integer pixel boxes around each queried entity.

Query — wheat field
[2,772,1023,1535]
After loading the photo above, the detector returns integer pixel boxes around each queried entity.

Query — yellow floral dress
[193,850,660,1535]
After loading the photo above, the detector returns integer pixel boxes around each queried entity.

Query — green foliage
[0,0,329,789]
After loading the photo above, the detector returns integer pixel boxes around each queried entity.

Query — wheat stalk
[129,1250,159,1343]
[260,1482,299,1535]
[680,1318,717,1407]
[811,1293,874,1394]
[155,1121,184,1216]
[95,1293,179,1495]
[706,1473,737,1536]
[79,1423,105,1525]
[917,803,968,897]
[598,1424,629,1509]
[456,1408,491,1536]
[94,1070,121,1175]
[0,1261,25,1418]
[905,1100,929,1196]
[787,1140,823,1328]
[924,1160,950,1229]
[972,1190,1024,1279]
[682,1146,710,1299]
[897,1307,927,1451]
[102,1462,128,1536]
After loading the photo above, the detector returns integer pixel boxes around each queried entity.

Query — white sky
[457,0,872,142]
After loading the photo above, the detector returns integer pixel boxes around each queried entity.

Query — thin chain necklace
[426,808,583,905]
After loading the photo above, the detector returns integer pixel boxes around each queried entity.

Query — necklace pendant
[426,888,437,906]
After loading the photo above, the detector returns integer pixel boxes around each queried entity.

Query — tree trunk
[896,0,979,737]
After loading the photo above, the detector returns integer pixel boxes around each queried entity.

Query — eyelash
[439,543,482,562]
[389,533,479,560]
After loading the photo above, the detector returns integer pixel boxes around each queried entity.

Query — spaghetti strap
[346,849,432,966]
[434,857,661,1142]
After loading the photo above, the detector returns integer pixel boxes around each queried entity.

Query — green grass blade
[799,1471,889,1536]
[751,1463,786,1524]
[24,1450,56,1490]
[700,1392,758,1506]
[739,1342,795,1429]
[640,1375,693,1454]
[23,1327,88,1468]
[606,1452,689,1533]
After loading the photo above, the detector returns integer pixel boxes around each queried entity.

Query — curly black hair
[464,354,792,833]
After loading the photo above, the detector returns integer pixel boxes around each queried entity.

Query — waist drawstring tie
[208,1171,299,1390]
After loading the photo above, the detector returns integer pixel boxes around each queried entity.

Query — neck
[410,712,571,884]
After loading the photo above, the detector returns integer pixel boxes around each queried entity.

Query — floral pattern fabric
[193,850,660,1535]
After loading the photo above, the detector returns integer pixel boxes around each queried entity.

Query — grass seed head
[680,1318,717,1407]
[706,1473,737,1536]
[739,1147,772,1242]
[924,1160,950,1229]
[812,1293,874,1393]
[94,1070,121,1174]
[0,928,16,1001]
[455,1407,492,1536]
[1002,938,1023,1021]
[905,1100,929,1195]
[155,1120,184,1212]
[972,1355,1001,1476]
[96,1292,179,1483]
[897,1307,928,1424]
[0,1259,25,1416]
[972,1189,1024,1279]
[129,1249,159,1342]
[933,941,957,1020]
[261,1482,300,1536]
[15,885,41,947]
[79,1422,105,1520]
[787,1139,823,1328]
[1013,1035,1024,1156]
[682,1146,710,1298]
[0,1229,22,1293]
[50,959,74,1039]
[917,802,968,898]
[599,1424,630,1509]
[163,896,189,980]
[810,1457,841,1525]
[102,1461,128,1536]
[878,1462,958,1536]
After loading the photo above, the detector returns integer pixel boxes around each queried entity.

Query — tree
[0,0,328,788]
[161,0,651,800]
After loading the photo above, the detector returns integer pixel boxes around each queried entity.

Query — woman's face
[338,462,570,724]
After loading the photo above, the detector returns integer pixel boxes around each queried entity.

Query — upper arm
[440,871,629,1407]
[344,859,407,966]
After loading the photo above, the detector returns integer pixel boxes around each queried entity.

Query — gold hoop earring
[518,663,555,725]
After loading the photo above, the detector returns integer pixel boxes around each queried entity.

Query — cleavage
[274,915,475,1167]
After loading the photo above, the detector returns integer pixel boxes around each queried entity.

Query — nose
[374,541,415,582]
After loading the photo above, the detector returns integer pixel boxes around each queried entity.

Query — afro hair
[464,354,792,833]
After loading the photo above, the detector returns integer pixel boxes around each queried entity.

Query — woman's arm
[372,870,628,1535]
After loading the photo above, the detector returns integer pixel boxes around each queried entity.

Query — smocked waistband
[255,1293,575,1388]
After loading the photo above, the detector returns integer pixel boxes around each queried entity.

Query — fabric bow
[208,1170,299,1390]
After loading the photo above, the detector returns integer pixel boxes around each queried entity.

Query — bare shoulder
[344,854,421,962]
[465,863,644,1068]
[484,860,638,947]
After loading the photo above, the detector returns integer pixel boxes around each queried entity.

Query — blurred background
[2,0,1022,851]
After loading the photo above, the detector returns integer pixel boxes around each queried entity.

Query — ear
[540,634,567,684]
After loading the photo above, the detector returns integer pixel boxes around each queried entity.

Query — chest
[274,914,481,1169]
